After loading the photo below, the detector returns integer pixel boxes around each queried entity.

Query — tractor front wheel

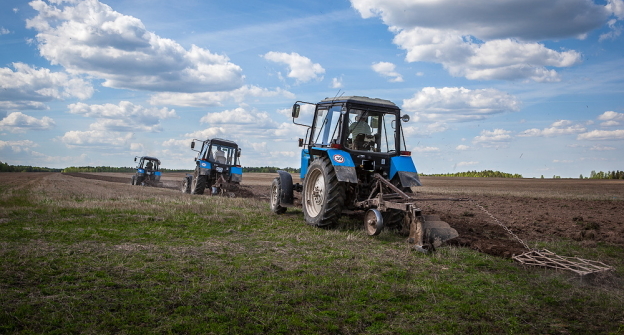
[270,177,287,214]
[191,175,207,194]
[302,157,345,227]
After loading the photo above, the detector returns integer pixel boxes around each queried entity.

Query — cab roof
[141,156,160,163]
[209,138,239,147]
[319,96,399,109]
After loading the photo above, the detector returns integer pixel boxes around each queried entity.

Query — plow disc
[421,215,459,248]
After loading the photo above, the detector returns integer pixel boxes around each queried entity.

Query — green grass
[1,185,623,334]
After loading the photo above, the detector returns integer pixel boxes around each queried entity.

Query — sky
[1,0,623,178]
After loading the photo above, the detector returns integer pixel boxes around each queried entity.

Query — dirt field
[4,172,623,258]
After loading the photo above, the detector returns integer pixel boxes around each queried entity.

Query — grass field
[1,173,623,334]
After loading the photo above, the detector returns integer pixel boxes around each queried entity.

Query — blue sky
[1,0,623,177]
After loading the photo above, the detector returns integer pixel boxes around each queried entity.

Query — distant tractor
[181,138,243,195]
[131,156,163,187]
[270,96,458,251]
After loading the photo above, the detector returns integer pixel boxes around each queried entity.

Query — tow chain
[469,200,532,251]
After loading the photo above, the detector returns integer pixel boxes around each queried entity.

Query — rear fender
[198,160,212,175]
[389,156,422,187]
[230,166,243,183]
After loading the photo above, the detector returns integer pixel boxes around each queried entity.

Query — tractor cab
[182,138,242,195]
[293,96,420,190]
[132,156,162,186]
[194,139,240,167]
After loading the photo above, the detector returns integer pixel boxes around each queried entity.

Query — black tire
[131,176,136,185]
[302,157,345,227]
[191,175,207,195]
[181,176,191,194]
[270,177,287,214]
[136,176,144,186]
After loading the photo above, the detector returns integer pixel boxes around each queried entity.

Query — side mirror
[292,104,301,118]
[298,138,304,147]
[401,114,410,123]
[190,141,195,149]
[134,157,137,162]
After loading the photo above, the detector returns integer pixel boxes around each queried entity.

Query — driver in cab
[349,114,373,150]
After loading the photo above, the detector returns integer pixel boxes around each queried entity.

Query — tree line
[0,161,62,172]
[422,170,523,178]
[584,170,624,179]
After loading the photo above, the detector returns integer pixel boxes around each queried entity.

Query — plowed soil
[11,172,624,258]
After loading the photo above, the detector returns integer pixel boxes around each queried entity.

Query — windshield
[141,159,159,171]
[311,106,343,147]
[208,143,238,165]
[347,109,397,153]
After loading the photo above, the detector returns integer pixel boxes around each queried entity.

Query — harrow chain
[469,200,532,251]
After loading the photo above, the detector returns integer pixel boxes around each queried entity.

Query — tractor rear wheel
[302,157,345,227]
[191,175,207,194]
[270,177,287,214]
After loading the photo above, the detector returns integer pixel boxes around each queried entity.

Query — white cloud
[200,107,278,129]
[599,19,622,41]
[26,0,243,93]
[0,27,10,35]
[269,151,296,158]
[411,146,439,153]
[149,85,294,107]
[402,87,521,122]
[590,145,616,150]
[0,112,55,133]
[577,129,624,140]
[351,0,606,82]
[472,128,512,147]
[553,159,573,163]
[456,161,478,167]
[600,120,620,127]
[371,62,403,82]
[68,101,177,132]
[0,62,93,111]
[607,0,624,19]
[393,30,580,82]
[0,140,38,153]
[331,77,343,88]
[60,130,133,149]
[597,111,624,127]
[263,51,325,83]
[456,144,470,150]
[519,120,586,137]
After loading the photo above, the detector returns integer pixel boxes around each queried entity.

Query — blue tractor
[270,96,458,250]
[181,138,243,195]
[131,156,162,186]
